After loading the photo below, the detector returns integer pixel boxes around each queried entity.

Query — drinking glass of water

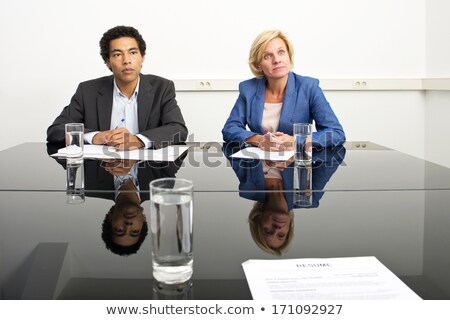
[294,164,312,207]
[65,123,84,161]
[66,161,85,204]
[150,178,193,284]
[294,123,312,165]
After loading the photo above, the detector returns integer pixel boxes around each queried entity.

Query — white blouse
[261,102,282,133]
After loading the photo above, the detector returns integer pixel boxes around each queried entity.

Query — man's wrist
[135,133,151,149]
[85,131,100,144]
[134,135,145,149]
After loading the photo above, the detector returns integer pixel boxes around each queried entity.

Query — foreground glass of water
[65,123,84,162]
[150,178,193,284]
[294,123,312,165]
[152,279,193,300]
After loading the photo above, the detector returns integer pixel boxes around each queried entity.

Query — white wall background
[425,0,450,167]
[2,0,449,166]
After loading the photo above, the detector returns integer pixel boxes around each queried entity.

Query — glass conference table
[1,141,450,300]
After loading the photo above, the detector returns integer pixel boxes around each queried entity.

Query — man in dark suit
[47,25,187,150]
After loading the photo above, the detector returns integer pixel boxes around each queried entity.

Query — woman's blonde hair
[248,202,295,255]
[248,30,294,78]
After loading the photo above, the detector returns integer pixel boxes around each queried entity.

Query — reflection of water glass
[65,123,84,161]
[294,164,312,207]
[152,279,193,300]
[66,161,85,204]
[150,178,193,284]
[294,123,312,165]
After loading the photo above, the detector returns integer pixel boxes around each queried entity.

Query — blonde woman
[222,30,345,150]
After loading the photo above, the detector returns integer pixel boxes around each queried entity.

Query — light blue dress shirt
[85,77,151,148]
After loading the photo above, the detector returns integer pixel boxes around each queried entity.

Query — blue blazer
[222,72,346,148]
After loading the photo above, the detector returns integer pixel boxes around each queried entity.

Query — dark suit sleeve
[46,84,88,143]
[140,81,188,148]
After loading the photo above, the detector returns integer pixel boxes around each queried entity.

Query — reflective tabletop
[1,142,450,299]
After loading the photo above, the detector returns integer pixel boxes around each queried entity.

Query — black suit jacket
[46,142,187,203]
[83,159,184,202]
[46,74,188,148]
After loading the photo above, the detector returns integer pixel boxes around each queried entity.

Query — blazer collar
[96,75,155,132]
[252,78,267,133]
[279,72,296,133]
[137,75,154,132]
[256,72,295,97]
[253,72,296,133]
[97,76,114,131]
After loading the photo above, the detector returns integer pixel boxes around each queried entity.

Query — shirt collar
[113,77,140,99]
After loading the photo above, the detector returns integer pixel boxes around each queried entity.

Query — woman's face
[260,210,292,249]
[258,37,291,81]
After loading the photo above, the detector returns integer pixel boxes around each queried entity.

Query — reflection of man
[48,138,186,256]
[47,25,187,150]
[83,157,185,256]
[100,160,148,256]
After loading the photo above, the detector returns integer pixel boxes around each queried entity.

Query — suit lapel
[279,72,296,133]
[137,75,154,132]
[251,78,266,133]
[97,76,114,131]
[282,167,294,209]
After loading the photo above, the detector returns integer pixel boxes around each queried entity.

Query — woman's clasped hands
[259,131,294,152]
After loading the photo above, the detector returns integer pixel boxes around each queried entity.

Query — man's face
[110,203,145,247]
[106,37,144,87]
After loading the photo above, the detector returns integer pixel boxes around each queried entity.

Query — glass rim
[65,123,84,127]
[293,123,312,127]
[150,178,193,192]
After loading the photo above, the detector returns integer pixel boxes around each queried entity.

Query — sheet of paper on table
[51,145,189,162]
[242,256,421,300]
[230,147,294,161]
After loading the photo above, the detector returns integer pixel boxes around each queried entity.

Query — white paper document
[51,145,189,161]
[230,147,294,161]
[242,256,421,300]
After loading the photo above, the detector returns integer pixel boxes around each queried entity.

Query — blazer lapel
[281,167,294,209]
[251,78,266,133]
[279,72,296,133]
[97,76,114,131]
[137,75,154,132]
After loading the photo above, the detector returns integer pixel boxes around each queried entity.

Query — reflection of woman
[225,144,346,255]
[248,165,294,255]
[222,30,345,150]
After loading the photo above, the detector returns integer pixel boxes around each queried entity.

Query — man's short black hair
[101,206,149,256]
[99,26,147,63]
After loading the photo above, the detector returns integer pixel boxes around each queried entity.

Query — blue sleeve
[309,80,346,148]
[222,84,257,144]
